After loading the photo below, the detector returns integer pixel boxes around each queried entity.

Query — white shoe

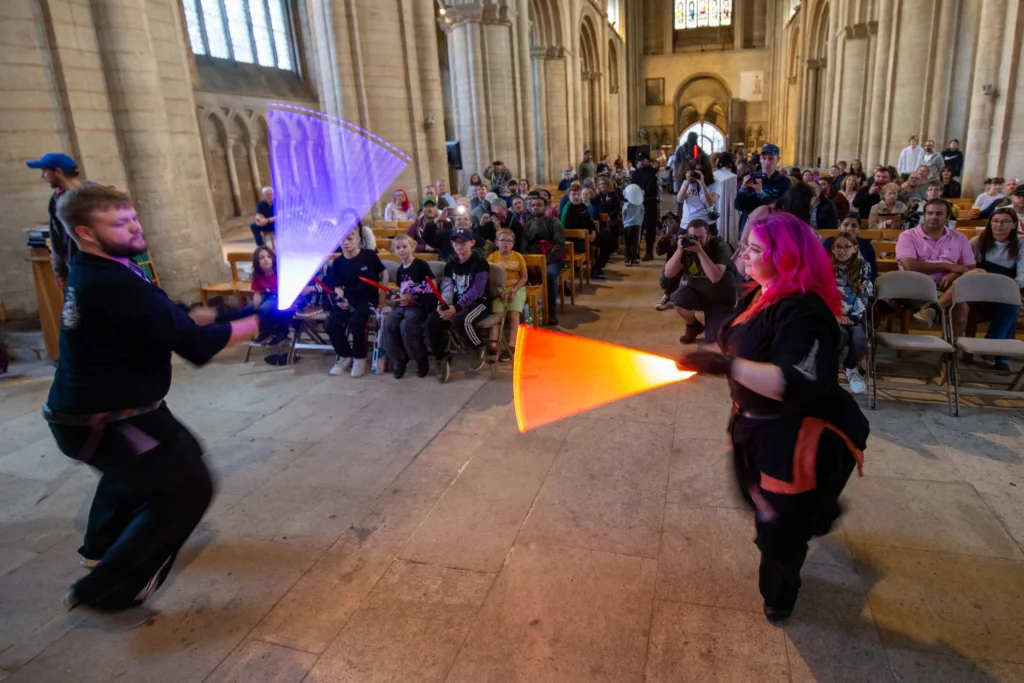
[655,294,672,311]
[845,368,867,394]
[350,358,368,378]
[330,357,353,376]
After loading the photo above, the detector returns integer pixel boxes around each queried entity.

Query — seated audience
[868,182,907,230]
[470,184,489,213]
[425,228,492,383]
[801,169,818,185]
[407,198,447,253]
[523,190,566,325]
[818,176,848,216]
[384,189,417,221]
[487,228,528,362]
[582,187,599,220]
[824,212,878,281]
[473,191,499,225]
[484,160,515,197]
[810,178,839,229]
[899,170,928,202]
[973,177,1005,213]
[250,245,291,347]
[853,167,891,219]
[468,173,483,188]
[830,230,873,394]
[557,168,573,191]
[477,197,509,247]
[562,181,596,266]
[250,186,275,246]
[507,196,530,251]
[895,199,975,336]
[656,212,682,310]
[940,166,962,199]
[776,181,814,224]
[325,230,389,378]
[662,218,737,345]
[538,188,560,218]
[596,156,610,174]
[924,181,958,218]
[968,207,1024,371]
[385,234,436,379]
[839,174,861,208]
[848,158,867,186]
[516,179,531,201]
[436,179,456,208]
[980,185,1024,224]
[424,206,469,262]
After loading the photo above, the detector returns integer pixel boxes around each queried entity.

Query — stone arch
[228,113,258,207]
[607,39,618,92]
[673,73,731,143]
[803,0,829,166]
[201,109,236,224]
[529,0,564,48]
[579,13,602,155]
[254,114,271,194]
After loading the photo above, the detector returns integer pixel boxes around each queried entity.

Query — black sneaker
[994,360,1011,373]
[763,603,792,626]
[471,346,488,371]
[393,358,408,379]
[416,358,430,377]
[264,353,288,366]
[436,356,451,384]
[679,321,705,344]
[546,316,559,327]
[592,269,606,280]
[499,349,513,363]
[641,255,653,262]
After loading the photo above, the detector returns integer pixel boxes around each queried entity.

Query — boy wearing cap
[26,152,87,289]
[735,143,792,233]
[425,226,492,383]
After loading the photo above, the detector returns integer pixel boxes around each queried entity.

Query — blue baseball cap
[26,153,78,172]
[760,143,781,157]
[450,228,475,242]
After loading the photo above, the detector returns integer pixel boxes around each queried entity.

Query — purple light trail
[266,104,409,309]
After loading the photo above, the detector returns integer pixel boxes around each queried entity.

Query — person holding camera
[735,143,792,235]
[676,165,722,236]
[656,212,683,310]
[662,218,738,344]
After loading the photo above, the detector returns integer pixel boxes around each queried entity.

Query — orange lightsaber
[512,326,695,433]
[359,276,391,293]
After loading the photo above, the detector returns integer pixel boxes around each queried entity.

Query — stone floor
[2,257,1024,683]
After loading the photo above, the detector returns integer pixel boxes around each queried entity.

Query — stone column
[247,144,262,193]
[819,0,839,165]
[924,0,958,145]
[802,61,821,165]
[752,0,767,47]
[734,0,746,51]
[516,0,538,181]
[581,69,592,152]
[962,0,1007,194]
[865,0,894,165]
[531,47,549,181]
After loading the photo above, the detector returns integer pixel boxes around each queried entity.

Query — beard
[97,233,147,258]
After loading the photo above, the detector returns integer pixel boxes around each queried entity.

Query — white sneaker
[655,294,672,311]
[845,368,867,394]
[350,358,368,378]
[329,357,353,376]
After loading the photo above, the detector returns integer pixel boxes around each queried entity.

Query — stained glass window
[182,0,296,71]
[674,0,732,29]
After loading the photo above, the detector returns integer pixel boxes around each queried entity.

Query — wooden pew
[201,253,253,306]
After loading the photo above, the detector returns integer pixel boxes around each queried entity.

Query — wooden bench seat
[200,253,253,306]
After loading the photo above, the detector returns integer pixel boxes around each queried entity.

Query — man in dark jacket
[810,183,839,229]
[941,139,963,180]
[26,153,86,290]
[523,191,566,326]
[852,167,892,219]
[630,151,660,260]
[735,143,792,234]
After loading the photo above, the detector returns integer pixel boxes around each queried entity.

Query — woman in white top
[713,152,739,246]
[968,207,1023,371]
[839,174,861,206]
[972,177,1005,212]
[383,189,417,221]
[676,156,721,234]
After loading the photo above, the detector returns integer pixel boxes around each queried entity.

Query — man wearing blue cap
[735,143,792,233]
[26,153,85,289]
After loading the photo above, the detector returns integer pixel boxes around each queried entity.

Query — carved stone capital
[439,1,513,31]
[844,23,870,39]
[531,45,565,60]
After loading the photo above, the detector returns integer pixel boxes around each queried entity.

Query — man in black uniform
[630,150,661,261]
[45,184,262,625]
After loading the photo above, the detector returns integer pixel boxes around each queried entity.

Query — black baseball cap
[451,228,475,242]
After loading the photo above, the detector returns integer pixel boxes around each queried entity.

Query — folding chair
[442,264,508,378]
[868,271,958,415]
[522,254,548,326]
[949,273,1024,404]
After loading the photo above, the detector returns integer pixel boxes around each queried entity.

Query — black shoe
[679,321,705,345]
[994,360,1011,373]
[436,356,451,384]
[546,316,559,326]
[393,358,408,379]
[763,603,792,626]
[264,353,288,366]
[416,358,430,378]
[592,269,606,280]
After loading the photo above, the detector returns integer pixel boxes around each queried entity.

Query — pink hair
[393,189,411,212]
[745,212,842,317]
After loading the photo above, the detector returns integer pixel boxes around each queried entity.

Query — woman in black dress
[679,212,870,625]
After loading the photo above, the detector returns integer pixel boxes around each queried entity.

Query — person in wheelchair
[829,230,873,394]
[425,228,492,383]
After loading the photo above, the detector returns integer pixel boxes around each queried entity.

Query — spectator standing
[384,189,416,221]
[897,135,925,178]
[249,186,276,247]
[969,208,1024,371]
[830,231,873,394]
[523,191,566,325]
[942,139,964,179]
[921,140,945,181]
[676,158,721,235]
[714,152,740,246]
[325,230,389,378]
[656,212,683,310]
[735,143,792,234]
[596,156,610,174]
[662,219,737,344]
[895,199,975,336]
[818,177,848,216]
[853,167,892,219]
[940,167,962,199]
[425,228,492,383]
[27,153,86,288]
[385,234,436,379]
[594,176,624,265]
[631,150,661,260]
[577,150,597,182]
[436,179,456,208]
[484,161,514,197]
[867,182,907,230]
[824,212,878,282]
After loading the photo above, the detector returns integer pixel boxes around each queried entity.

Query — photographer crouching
[662,218,738,345]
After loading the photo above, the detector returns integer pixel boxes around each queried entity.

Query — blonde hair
[391,234,415,251]
[495,228,515,242]
[882,182,901,195]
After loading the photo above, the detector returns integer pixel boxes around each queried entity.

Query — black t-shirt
[47,253,232,415]
[681,237,737,302]
[395,258,437,309]
[445,254,491,309]
[325,249,385,304]
[257,199,274,219]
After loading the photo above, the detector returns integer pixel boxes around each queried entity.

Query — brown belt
[42,401,164,461]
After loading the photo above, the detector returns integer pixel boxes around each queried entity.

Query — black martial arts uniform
[45,253,235,612]
[717,289,869,617]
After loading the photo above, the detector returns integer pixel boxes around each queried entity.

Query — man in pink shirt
[895,198,975,335]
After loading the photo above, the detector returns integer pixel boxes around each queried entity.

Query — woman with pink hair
[384,189,416,221]
[679,212,869,626]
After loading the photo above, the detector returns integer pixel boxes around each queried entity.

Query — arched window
[680,122,726,154]
[674,0,732,30]
[182,0,294,71]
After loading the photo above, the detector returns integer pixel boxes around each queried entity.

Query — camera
[749,172,767,180]
[455,205,468,215]
[679,235,697,249]
[687,171,701,182]
[707,209,720,222]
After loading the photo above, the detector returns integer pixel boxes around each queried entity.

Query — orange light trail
[512,325,696,433]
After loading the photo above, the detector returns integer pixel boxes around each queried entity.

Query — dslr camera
[679,235,697,249]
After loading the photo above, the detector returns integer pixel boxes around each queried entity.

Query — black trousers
[425,303,488,358]
[642,201,659,259]
[594,228,615,271]
[327,300,372,359]
[731,418,856,612]
[49,404,213,610]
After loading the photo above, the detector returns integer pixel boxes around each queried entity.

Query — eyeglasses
[833,244,856,251]
[990,218,1016,226]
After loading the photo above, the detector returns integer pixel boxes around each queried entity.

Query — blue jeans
[546,261,563,318]
[987,303,1020,364]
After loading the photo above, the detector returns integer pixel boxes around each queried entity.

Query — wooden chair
[523,253,548,326]
[951,198,974,210]
[564,229,590,287]
[817,229,838,240]
[557,242,576,310]
[397,221,414,233]
[201,253,253,306]
[376,238,393,253]
[372,227,403,238]
[956,218,987,228]
[378,251,440,263]
[373,220,399,230]
[856,230,883,241]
